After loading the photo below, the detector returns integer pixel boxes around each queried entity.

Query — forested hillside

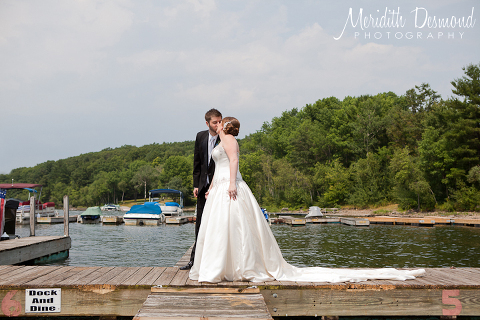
[1,142,195,207]
[2,63,479,211]
[239,63,480,212]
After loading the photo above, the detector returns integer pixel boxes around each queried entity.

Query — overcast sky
[1,0,478,174]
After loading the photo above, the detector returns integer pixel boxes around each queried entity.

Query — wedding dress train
[189,144,425,283]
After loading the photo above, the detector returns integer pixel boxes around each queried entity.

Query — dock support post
[63,195,69,236]
[29,196,35,236]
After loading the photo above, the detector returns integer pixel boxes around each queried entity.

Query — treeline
[0,142,195,207]
[238,63,480,212]
[1,63,479,211]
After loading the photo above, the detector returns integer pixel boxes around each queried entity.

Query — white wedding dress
[189,144,425,283]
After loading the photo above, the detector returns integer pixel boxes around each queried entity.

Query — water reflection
[15,222,480,268]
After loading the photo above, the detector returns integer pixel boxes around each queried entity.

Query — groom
[180,108,222,270]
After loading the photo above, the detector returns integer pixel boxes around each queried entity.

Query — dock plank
[35,266,78,286]
[153,267,179,286]
[0,266,39,285]
[24,266,73,286]
[134,291,273,320]
[0,266,62,286]
[57,266,103,286]
[169,269,190,286]
[137,267,167,286]
[107,267,142,285]
[72,266,116,285]
[122,267,154,286]
[89,267,129,285]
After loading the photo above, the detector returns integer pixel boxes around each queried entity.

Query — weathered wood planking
[1,266,480,317]
[134,288,273,320]
[367,216,480,227]
[101,216,124,225]
[36,216,77,224]
[340,217,370,226]
[282,216,306,226]
[174,244,193,268]
[166,216,189,224]
[306,217,341,224]
[0,236,71,265]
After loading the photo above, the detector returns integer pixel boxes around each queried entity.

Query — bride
[189,117,425,283]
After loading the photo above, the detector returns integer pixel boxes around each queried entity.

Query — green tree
[131,165,158,201]
[314,159,350,207]
[390,147,436,210]
[445,63,480,176]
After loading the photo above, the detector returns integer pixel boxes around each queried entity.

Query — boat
[148,189,184,216]
[77,206,102,224]
[101,203,120,211]
[305,206,324,218]
[0,183,56,225]
[123,202,165,226]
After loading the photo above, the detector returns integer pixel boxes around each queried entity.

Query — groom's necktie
[208,136,216,165]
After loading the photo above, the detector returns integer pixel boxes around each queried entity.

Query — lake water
[14,215,480,268]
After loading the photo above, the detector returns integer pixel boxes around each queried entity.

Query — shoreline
[285,208,480,219]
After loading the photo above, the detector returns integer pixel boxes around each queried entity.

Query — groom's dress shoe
[180,261,193,270]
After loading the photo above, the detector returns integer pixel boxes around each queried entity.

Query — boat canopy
[148,189,184,207]
[165,202,180,207]
[0,183,42,189]
[127,202,162,215]
[81,206,102,216]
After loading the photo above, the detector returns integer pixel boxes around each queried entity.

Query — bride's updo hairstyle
[222,117,240,136]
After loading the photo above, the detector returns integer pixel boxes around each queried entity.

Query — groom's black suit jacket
[193,130,219,193]
[190,129,220,263]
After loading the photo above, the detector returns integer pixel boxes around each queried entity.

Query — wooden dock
[269,216,480,228]
[0,236,71,265]
[1,263,480,318]
[282,216,306,226]
[37,216,78,224]
[340,217,370,226]
[366,216,480,227]
[102,215,124,225]
[0,195,72,265]
[166,216,190,225]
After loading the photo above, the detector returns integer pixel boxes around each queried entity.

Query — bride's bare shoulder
[222,135,239,153]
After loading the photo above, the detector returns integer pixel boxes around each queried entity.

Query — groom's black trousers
[189,185,208,263]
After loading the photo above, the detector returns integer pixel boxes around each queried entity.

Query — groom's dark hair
[205,108,222,122]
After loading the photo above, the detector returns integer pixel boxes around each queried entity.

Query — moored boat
[0,183,58,225]
[305,206,323,218]
[78,206,102,224]
[148,189,184,216]
[160,202,183,216]
[123,202,165,226]
[101,203,120,211]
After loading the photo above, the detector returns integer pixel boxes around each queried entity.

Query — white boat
[101,203,120,211]
[0,184,58,225]
[123,202,165,226]
[77,206,102,224]
[148,188,184,216]
[305,206,324,218]
[16,201,57,224]
[159,202,183,216]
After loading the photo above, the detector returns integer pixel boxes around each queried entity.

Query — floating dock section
[166,216,190,225]
[102,216,124,225]
[37,216,77,224]
[0,236,71,265]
